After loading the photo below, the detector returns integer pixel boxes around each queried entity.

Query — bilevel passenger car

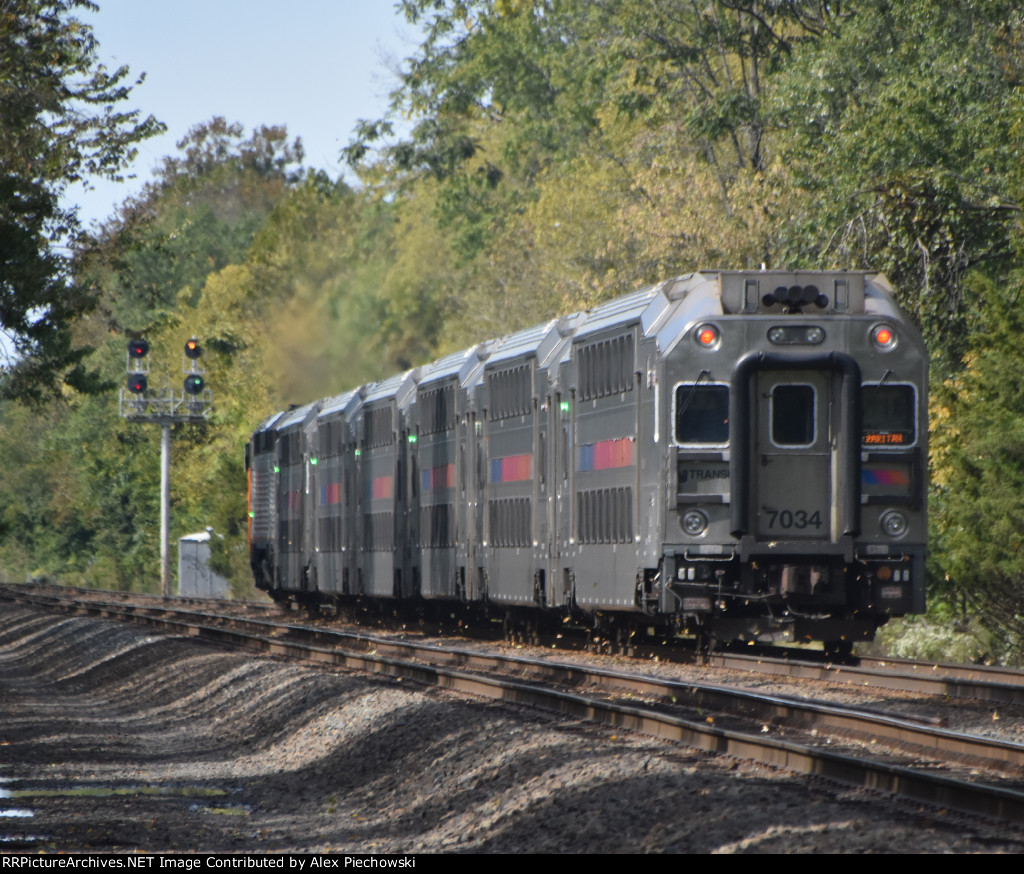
[247,270,927,652]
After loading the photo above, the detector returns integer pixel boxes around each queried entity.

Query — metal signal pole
[160,422,171,596]
[120,338,213,598]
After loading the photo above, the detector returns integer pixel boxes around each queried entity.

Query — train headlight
[694,324,720,349]
[870,324,897,350]
[682,509,709,536]
[880,509,909,539]
[767,325,826,345]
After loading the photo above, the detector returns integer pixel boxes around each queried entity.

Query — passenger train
[247,270,927,653]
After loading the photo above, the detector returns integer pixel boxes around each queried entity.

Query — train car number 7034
[764,509,823,530]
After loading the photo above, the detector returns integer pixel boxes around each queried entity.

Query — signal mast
[119,338,213,597]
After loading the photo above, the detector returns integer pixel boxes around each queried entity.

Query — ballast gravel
[1,604,1022,854]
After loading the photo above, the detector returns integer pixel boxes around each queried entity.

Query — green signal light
[408,434,418,443]
[560,402,570,412]
[354,449,361,457]
[273,466,280,473]
[310,458,318,465]
[248,512,255,518]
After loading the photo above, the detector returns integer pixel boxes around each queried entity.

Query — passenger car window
[862,384,915,446]
[772,384,815,446]
[675,385,729,444]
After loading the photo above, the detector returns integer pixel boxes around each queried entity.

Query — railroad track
[710,651,1024,706]
[7,582,1022,702]
[4,583,1024,827]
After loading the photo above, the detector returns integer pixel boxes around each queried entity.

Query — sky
[73,0,416,228]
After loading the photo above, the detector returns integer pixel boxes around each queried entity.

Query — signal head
[128,339,149,358]
[184,338,203,359]
[127,374,148,393]
[184,374,205,395]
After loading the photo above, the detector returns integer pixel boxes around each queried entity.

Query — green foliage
[0,392,159,589]
[246,175,405,396]
[877,616,999,665]
[928,271,1024,658]
[0,0,164,402]
[0,119,308,592]
[769,0,1023,369]
[82,118,305,335]
[349,1,842,333]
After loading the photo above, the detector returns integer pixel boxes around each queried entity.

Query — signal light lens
[694,324,720,349]
[871,325,896,349]
[184,374,205,395]
[128,339,149,358]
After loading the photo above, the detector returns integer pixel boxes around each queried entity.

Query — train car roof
[362,368,420,408]
[416,345,477,389]
[252,409,287,435]
[480,312,583,369]
[456,340,498,394]
[317,387,361,419]
[483,318,560,368]
[538,313,585,369]
[274,399,321,431]
[571,284,666,342]
[265,271,908,434]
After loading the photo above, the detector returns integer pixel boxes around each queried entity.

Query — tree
[344,1,836,336]
[0,117,308,592]
[82,118,305,337]
[769,0,1023,369]
[0,0,163,402]
[929,272,1024,660]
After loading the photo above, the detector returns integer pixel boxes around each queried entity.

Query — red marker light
[695,325,720,348]
[871,325,896,348]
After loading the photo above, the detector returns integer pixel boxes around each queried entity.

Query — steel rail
[6,587,1024,773]
[711,651,1024,705]
[5,587,1024,825]
[9,582,1024,701]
